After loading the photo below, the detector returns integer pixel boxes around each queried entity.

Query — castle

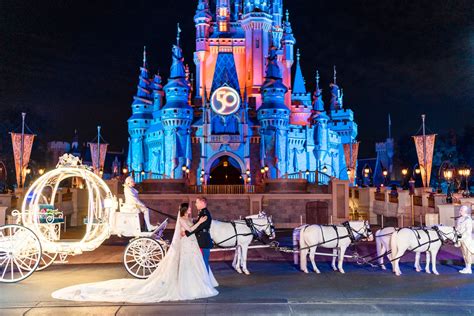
[127,0,358,186]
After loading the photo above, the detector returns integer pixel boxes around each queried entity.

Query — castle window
[256,39,259,48]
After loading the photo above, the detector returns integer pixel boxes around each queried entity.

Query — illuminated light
[210,86,240,116]
[305,170,310,175]
[260,168,265,174]
[99,169,104,176]
[381,184,384,187]
[122,167,128,174]
[444,169,453,180]
[264,166,269,172]
[246,169,251,175]
[20,154,116,256]
[415,168,421,174]
[364,167,370,174]
[141,170,145,176]
[200,177,204,182]
[38,168,45,175]
[223,161,229,167]
[401,168,408,176]
[182,165,187,171]
[347,169,352,176]
[322,166,328,173]
[26,168,31,175]
[466,169,471,176]
[382,170,388,177]
[201,170,205,175]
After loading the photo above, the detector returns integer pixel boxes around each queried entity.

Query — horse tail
[293,226,305,265]
[390,230,399,262]
[375,230,383,258]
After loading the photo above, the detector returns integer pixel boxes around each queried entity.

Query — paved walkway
[1,260,474,315]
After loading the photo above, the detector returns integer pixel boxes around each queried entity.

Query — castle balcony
[209,134,242,143]
[189,184,262,195]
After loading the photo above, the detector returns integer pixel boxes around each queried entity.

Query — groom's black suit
[185,208,213,249]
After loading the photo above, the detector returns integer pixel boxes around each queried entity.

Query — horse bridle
[246,216,275,239]
[343,221,372,242]
[433,226,461,244]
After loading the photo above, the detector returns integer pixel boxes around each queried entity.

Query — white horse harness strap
[212,221,253,248]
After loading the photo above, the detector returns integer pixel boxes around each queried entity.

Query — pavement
[1,229,474,315]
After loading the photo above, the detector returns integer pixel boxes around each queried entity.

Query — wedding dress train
[52,213,218,303]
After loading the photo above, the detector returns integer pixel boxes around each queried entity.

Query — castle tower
[160,30,194,179]
[127,46,153,178]
[193,0,212,101]
[290,49,312,125]
[312,70,324,112]
[271,0,284,48]
[241,1,273,109]
[258,46,290,178]
[281,10,295,106]
[327,66,358,144]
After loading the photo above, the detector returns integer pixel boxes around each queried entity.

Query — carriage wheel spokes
[123,237,165,279]
[37,251,58,271]
[0,225,42,283]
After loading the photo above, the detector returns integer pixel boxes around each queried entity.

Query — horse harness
[212,218,273,248]
[299,222,370,251]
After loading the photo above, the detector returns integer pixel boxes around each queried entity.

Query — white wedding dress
[52,213,218,303]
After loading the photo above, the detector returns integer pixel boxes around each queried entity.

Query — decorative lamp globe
[402,168,408,176]
[322,166,328,173]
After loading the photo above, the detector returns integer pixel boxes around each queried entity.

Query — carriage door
[306,201,329,224]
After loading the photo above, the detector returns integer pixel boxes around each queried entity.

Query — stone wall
[135,193,336,228]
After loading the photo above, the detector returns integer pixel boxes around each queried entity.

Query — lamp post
[401,168,409,189]
[459,167,471,197]
[382,168,388,186]
[443,168,454,204]
[363,164,372,187]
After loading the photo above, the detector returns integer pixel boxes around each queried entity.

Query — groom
[185,197,213,271]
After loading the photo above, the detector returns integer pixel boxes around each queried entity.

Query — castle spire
[142,45,147,68]
[176,23,182,46]
[313,69,324,112]
[292,48,306,94]
[333,65,337,84]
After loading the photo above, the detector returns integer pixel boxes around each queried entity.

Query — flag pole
[97,126,101,174]
[421,114,427,187]
[19,113,26,188]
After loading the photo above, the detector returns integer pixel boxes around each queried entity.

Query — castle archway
[205,152,245,185]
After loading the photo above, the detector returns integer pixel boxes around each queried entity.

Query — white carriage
[0,154,168,283]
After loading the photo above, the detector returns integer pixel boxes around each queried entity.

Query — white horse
[296,221,373,274]
[210,212,275,275]
[376,227,425,272]
[390,225,460,276]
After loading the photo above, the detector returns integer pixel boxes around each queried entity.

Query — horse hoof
[416,268,421,272]
[302,269,309,274]
[332,267,338,271]
[314,270,321,274]
[426,270,431,274]
[243,270,250,275]
[339,269,345,274]
[236,269,242,274]
[381,265,386,270]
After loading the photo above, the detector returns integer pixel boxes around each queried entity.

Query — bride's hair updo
[179,203,189,217]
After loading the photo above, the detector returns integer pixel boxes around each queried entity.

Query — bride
[52,203,219,302]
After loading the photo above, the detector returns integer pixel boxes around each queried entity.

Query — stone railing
[189,185,262,194]
[283,171,333,185]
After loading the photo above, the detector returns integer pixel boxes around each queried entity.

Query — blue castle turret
[160,29,194,179]
[258,46,290,178]
[127,46,153,179]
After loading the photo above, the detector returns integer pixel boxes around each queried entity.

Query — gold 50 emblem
[210,86,240,115]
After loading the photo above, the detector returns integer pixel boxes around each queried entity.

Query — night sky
[1,0,473,157]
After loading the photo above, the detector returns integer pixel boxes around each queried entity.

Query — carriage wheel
[36,251,58,271]
[0,225,42,283]
[123,237,165,279]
